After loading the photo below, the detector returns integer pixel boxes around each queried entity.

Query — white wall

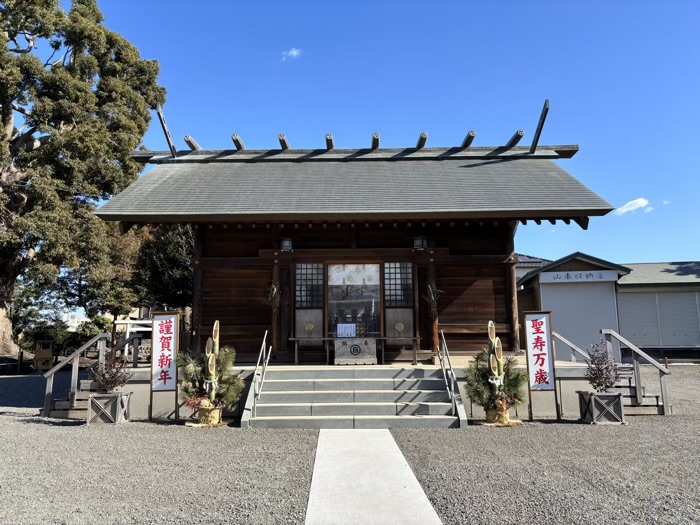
[540,281,620,361]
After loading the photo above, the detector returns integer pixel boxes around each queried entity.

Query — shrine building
[97,123,612,364]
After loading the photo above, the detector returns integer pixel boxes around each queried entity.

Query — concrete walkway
[304,429,443,525]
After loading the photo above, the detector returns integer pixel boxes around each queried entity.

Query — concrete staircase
[49,379,106,419]
[243,366,466,429]
[609,365,670,415]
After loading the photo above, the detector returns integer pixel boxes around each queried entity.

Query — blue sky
[100,1,700,264]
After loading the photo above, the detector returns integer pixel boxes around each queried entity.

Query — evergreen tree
[0,0,165,353]
[132,224,194,310]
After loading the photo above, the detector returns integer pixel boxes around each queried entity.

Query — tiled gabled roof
[97,152,612,224]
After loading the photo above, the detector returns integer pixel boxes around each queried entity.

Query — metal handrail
[251,331,269,418]
[601,329,671,415]
[42,333,111,416]
[552,331,590,363]
[439,330,457,416]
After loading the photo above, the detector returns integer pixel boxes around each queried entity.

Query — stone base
[334,338,377,365]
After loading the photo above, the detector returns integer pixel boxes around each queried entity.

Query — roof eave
[96,208,612,224]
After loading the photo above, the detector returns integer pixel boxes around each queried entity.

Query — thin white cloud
[281,48,302,61]
[662,200,671,205]
[644,206,654,213]
[614,197,650,216]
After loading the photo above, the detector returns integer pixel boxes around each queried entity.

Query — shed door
[540,282,619,359]
[658,292,700,346]
[618,292,661,346]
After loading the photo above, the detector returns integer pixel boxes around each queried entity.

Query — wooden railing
[42,333,111,416]
[118,333,144,367]
[552,331,591,363]
[601,329,671,415]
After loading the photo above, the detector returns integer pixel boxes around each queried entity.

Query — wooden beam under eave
[119,222,135,234]
[574,217,590,230]
[548,219,556,225]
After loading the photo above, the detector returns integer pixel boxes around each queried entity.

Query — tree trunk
[0,305,17,357]
[0,279,18,356]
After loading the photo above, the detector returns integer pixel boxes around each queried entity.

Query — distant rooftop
[516,253,552,267]
[619,262,700,286]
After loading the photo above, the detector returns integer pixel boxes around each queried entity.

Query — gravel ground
[1,366,698,525]
[0,404,317,524]
[393,365,700,525]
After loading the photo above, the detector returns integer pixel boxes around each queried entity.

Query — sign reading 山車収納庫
[524,312,555,392]
[151,313,179,392]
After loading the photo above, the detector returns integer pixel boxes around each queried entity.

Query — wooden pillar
[507,260,520,352]
[272,260,280,353]
[427,260,439,355]
[505,222,520,352]
[192,225,203,354]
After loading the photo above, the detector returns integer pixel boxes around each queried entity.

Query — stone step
[54,399,89,410]
[254,402,453,417]
[620,394,660,406]
[609,385,646,396]
[624,405,670,416]
[263,367,444,381]
[257,389,450,404]
[49,409,87,420]
[249,415,458,429]
[80,380,104,391]
[262,378,446,392]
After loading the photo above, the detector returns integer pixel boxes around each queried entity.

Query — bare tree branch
[11,104,31,118]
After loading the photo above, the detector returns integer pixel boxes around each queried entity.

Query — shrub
[464,350,527,411]
[586,340,620,392]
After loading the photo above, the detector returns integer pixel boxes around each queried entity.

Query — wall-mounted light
[413,236,429,251]
[280,238,293,252]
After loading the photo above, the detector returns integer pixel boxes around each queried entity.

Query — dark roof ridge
[131,145,580,164]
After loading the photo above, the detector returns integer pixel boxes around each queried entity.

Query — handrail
[552,331,590,363]
[42,333,111,416]
[600,330,670,374]
[116,333,143,367]
[601,329,671,415]
[87,334,144,375]
[251,331,269,418]
[439,330,457,416]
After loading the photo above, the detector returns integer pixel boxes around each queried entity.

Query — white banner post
[150,312,180,421]
[523,311,561,421]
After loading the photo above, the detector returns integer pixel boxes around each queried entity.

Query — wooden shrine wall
[194,222,519,360]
